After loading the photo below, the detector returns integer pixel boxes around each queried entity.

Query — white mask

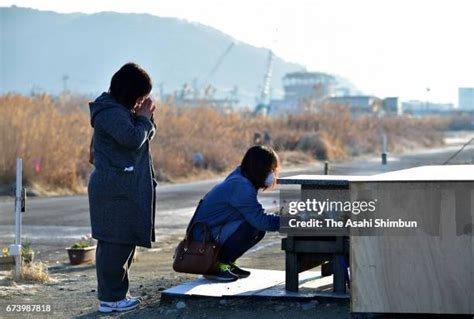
[264,172,275,187]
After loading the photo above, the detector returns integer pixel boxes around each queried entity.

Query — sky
[1,0,474,104]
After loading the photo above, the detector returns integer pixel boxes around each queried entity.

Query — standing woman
[88,63,157,313]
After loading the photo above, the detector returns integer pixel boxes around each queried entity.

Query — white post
[13,159,22,279]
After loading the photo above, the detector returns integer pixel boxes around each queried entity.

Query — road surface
[0,134,473,261]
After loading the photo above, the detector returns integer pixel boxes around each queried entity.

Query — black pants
[96,240,136,302]
[219,221,265,264]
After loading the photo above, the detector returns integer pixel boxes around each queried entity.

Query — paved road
[1,134,473,260]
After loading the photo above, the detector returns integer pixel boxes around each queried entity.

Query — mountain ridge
[0,7,315,106]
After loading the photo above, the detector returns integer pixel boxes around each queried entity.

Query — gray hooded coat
[88,92,157,248]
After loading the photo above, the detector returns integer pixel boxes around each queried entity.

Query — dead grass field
[0,93,454,194]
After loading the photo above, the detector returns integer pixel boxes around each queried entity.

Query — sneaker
[127,295,143,302]
[203,264,238,282]
[98,297,141,313]
[229,263,251,278]
[204,270,238,282]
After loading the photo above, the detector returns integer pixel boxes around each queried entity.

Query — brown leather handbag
[172,220,220,275]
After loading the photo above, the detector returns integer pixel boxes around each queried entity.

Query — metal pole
[324,161,329,175]
[14,159,22,279]
[381,134,387,165]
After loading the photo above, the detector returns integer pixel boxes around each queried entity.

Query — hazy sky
[2,0,474,103]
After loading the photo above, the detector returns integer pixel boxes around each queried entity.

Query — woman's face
[264,164,279,188]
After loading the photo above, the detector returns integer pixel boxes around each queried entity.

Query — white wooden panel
[350,183,473,314]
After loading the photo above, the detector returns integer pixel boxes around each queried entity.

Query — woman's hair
[109,63,152,109]
[241,145,279,189]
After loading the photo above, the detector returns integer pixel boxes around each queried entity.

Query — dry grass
[271,104,447,160]
[0,93,457,193]
[9,261,50,284]
[151,104,270,181]
[0,93,90,193]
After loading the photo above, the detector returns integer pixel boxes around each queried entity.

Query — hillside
[0,6,303,105]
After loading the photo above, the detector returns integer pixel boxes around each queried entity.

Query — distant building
[165,82,240,111]
[270,71,357,115]
[458,88,474,110]
[383,97,402,115]
[282,72,336,103]
[324,95,382,114]
[320,95,399,116]
[402,100,455,116]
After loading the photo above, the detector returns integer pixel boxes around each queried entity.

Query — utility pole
[381,133,388,165]
[425,87,431,113]
[62,75,70,92]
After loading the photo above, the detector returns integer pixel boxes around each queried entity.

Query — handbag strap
[185,221,212,247]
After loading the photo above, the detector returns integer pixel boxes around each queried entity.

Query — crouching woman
[191,145,281,281]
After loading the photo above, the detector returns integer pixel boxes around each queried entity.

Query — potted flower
[0,245,15,270]
[67,234,96,265]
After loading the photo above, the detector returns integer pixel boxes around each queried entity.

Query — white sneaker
[98,297,141,313]
[129,295,143,302]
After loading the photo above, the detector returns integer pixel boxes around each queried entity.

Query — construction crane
[201,42,235,87]
[177,41,236,104]
[254,50,274,116]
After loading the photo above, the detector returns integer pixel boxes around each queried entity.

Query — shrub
[14,261,50,283]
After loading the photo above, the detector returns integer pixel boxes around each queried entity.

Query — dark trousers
[219,221,265,264]
[96,240,136,302]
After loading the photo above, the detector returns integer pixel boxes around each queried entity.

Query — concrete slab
[162,269,350,300]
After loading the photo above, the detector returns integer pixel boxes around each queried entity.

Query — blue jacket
[88,92,157,248]
[191,166,280,244]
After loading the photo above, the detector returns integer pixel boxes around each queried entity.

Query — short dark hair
[109,63,152,109]
[241,145,279,189]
